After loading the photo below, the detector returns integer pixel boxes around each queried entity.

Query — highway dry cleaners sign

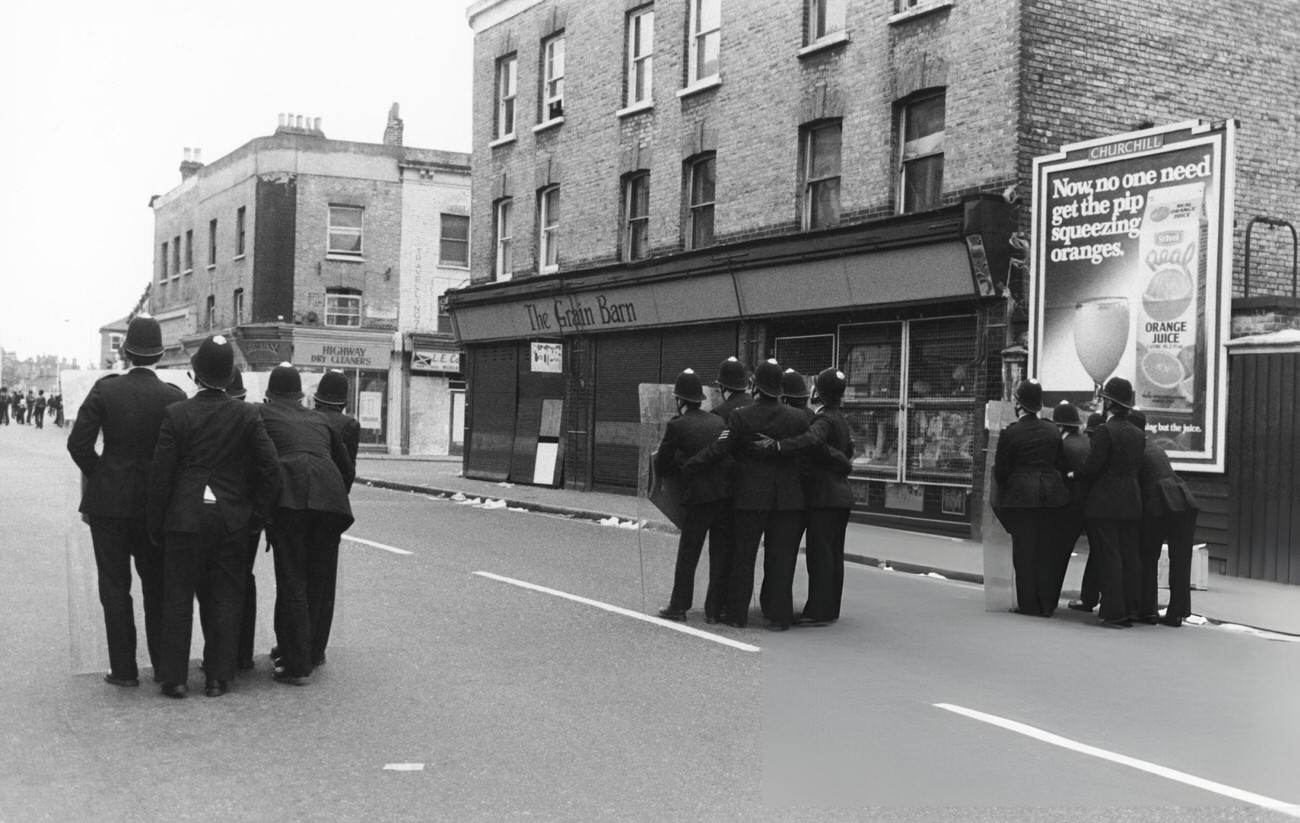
[296,340,391,369]
[1030,120,1235,472]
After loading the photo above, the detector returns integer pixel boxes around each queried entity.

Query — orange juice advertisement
[1030,121,1235,472]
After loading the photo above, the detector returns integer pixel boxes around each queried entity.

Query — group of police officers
[652,356,855,631]
[68,315,359,697]
[993,375,1201,628]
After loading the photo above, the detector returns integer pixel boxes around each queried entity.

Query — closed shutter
[511,348,565,483]
[465,343,518,481]
[659,323,739,384]
[593,331,660,489]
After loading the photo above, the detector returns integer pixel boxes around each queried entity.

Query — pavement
[357,454,1300,638]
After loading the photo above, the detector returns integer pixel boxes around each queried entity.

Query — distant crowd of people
[993,376,1200,628]
[0,386,63,428]
[652,357,853,631]
[67,315,359,698]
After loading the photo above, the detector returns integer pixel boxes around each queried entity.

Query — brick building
[148,109,471,454]
[448,0,1299,540]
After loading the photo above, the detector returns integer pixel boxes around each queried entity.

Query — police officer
[308,369,361,664]
[1067,412,1107,613]
[1071,377,1145,628]
[770,367,854,624]
[711,356,752,421]
[1130,410,1200,627]
[652,369,730,623]
[260,363,354,684]
[992,379,1069,617]
[226,368,264,670]
[149,335,280,697]
[687,359,808,630]
[758,368,815,619]
[1049,401,1089,606]
[68,315,186,687]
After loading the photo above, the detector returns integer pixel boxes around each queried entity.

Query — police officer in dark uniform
[992,379,1069,617]
[758,368,815,619]
[1071,377,1145,628]
[308,369,361,664]
[1068,412,1107,613]
[148,335,281,697]
[1129,410,1200,627]
[711,356,752,422]
[687,359,808,630]
[68,315,185,687]
[226,368,264,670]
[260,363,355,684]
[652,369,730,623]
[1049,401,1090,607]
[771,367,855,624]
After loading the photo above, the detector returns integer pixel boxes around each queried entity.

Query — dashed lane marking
[935,702,1300,818]
[473,571,761,653]
[382,763,425,772]
[344,535,414,556]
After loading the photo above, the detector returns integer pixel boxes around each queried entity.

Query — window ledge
[538,265,559,275]
[489,134,517,149]
[798,30,850,58]
[182,268,194,276]
[676,76,722,100]
[616,100,654,118]
[233,254,246,262]
[439,263,471,271]
[326,254,365,263]
[206,264,216,271]
[532,118,564,134]
[888,0,954,25]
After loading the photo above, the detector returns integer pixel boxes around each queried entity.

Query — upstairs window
[687,154,716,250]
[623,173,650,261]
[808,0,846,43]
[900,92,946,213]
[803,120,842,230]
[494,198,514,281]
[233,288,245,325]
[205,295,216,330]
[235,206,246,256]
[172,236,181,275]
[328,205,364,257]
[109,333,123,355]
[541,35,565,122]
[496,54,518,139]
[184,230,193,272]
[159,242,168,280]
[538,185,560,274]
[440,213,470,268]
[325,288,362,327]
[688,0,720,85]
[208,219,217,266]
[627,8,654,106]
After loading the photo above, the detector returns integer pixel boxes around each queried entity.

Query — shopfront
[293,332,393,450]
[409,336,465,456]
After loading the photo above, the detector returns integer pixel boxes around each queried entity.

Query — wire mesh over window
[907,317,977,401]
[903,316,977,484]
[905,406,976,483]
[839,322,903,479]
[774,334,835,392]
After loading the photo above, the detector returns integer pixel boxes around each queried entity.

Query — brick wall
[399,167,472,333]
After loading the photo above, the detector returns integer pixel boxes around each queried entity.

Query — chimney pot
[184,147,192,161]
[296,115,304,128]
[278,113,286,127]
[194,148,202,163]
[314,117,321,131]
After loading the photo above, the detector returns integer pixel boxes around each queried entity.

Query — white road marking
[382,763,426,771]
[343,535,413,556]
[473,571,761,653]
[935,703,1300,818]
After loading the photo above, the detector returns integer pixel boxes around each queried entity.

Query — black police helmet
[314,370,350,406]
[814,367,847,401]
[191,335,235,390]
[1085,412,1105,434]
[715,357,749,392]
[753,359,784,398]
[226,367,247,399]
[266,362,303,399]
[1014,379,1044,413]
[672,368,705,403]
[1052,400,1081,427]
[781,368,809,399]
[1101,376,1135,408]
[123,315,165,358]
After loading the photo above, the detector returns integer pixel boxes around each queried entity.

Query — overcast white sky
[0,0,474,367]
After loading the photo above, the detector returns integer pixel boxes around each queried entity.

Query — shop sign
[523,293,641,333]
[295,340,391,369]
[1030,120,1235,472]
[358,391,383,430]
[530,342,563,373]
[412,349,461,373]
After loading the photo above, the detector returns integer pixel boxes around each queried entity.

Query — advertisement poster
[1030,120,1235,471]
[358,390,383,430]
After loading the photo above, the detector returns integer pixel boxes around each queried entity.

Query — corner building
[450,0,1299,543]
[149,112,471,455]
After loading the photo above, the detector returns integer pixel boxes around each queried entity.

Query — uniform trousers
[731,509,803,628]
[1139,510,1199,619]
[1001,507,1060,616]
[158,508,247,684]
[802,508,849,622]
[237,529,262,665]
[1052,502,1088,606]
[88,516,164,680]
[308,522,344,666]
[666,499,732,618]
[270,510,346,676]
[761,512,805,619]
[1090,517,1141,622]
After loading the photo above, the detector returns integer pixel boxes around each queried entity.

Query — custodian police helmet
[814,368,847,401]
[1101,376,1135,409]
[314,370,350,406]
[267,362,303,399]
[715,357,749,392]
[191,335,235,390]
[753,359,784,399]
[1014,379,1044,413]
[672,369,706,403]
[122,314,165,358]
[1052,400,1081,428]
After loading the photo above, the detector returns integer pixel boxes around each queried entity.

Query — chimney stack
[383,102,404,146]
[179,146,204,180]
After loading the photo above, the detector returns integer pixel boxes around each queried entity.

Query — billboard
[1030,120,1236,472]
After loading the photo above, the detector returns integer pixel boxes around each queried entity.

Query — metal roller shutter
[659,323,740,384]
[465,343,518,481]
[593,331,661,489]
[511,351,565,483]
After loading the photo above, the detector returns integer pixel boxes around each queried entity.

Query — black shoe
[1136,614,1160,625]
[311,655,326,667]
[104,674,140,688]
[269,646,283,664]
[1160,616,1184,627]
[721,618,746,629]
[272,667,308,686]
[236,658,255,671]
[160,683,188,698]
[704,615,721,625]
[204,679,229,698]
[1067,600,1096,613]
[657,607,686,622]
[1100,617,1133,629]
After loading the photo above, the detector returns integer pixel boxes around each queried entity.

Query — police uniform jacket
[68,369,186,519]
[776,408,855,509]
[687,396,808,511]
[148,389,281,537]
[259,400,355,527]
[1138,441,1199,516]
[652,408,729,505]
[992,414,1069,509]
[1076,415,1145,520]
[1060,430,1091,505]
[710,392,752,421]
[319,408,362,490]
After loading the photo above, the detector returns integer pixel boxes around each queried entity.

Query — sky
[0,0,475,367]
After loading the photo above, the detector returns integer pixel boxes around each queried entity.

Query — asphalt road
[2,426,1299,822]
